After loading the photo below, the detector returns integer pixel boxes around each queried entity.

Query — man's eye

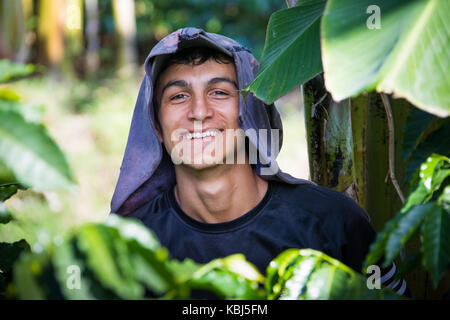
[211,90,228,96]
[171,93,187,100]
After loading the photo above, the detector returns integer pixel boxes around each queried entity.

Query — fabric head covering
[111,27,315,216]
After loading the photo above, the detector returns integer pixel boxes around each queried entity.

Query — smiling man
[111,28,407,297]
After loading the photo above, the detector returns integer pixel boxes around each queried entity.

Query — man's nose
[187,95,213,121]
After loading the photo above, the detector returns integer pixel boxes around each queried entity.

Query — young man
[111,28,407,296]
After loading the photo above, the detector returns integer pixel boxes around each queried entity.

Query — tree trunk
[303,74,359,203]
[0,0,25,60]
[302,73,445,298]
[64,0,84,57]
[85,0,100,75]
[112,0,137,76]
[37,0,65,76]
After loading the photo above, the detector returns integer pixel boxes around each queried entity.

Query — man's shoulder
[127,189,171,220]
[273,181,367,218]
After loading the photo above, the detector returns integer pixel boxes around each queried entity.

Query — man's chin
[179,157,222,171]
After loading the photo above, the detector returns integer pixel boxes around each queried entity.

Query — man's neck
[173,164,268,223]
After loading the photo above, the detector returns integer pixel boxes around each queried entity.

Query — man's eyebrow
[207,77,238,89]
[160,80,190,97]
[160,77,239,97]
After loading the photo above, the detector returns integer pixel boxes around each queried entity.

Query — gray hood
[111,27,315,215]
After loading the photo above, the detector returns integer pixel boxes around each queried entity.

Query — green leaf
[188,254,265,299]
[243,0,325,104]
[52,239,96,299]
[0,99,45,124]
[0,109,75,191]
[11,241,63,300]
[0,183,25,202]
[74,216,177,299]
[75,224,143,299]
[402,108,436,160]
[384,203,434,267]
[279,256,317,299]
[396,251,422,279]
[405,123,450,185]
[0,239,30,272]
[265,248,304,299]
[0,201,12,224]
[322,0,450,117]
[166,258,201,284]
[0,60,35,84]
[421,200,450,288]
[0,88,20,101]
[270,249,401,300]
[364,213,404,270]
[0,161,17,185]
[403,154,450,213]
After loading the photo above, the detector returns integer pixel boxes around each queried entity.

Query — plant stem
[380,93,405,204]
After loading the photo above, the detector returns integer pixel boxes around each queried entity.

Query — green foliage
[242,0,325,104]
[365,154,450,288]
[403,119,450,188]
[3,214,404,300]
[0,239,30,298]
[246,0,449,118]
[266,249,401,300]
[402,108,436,161]
[5,214,266,300]
[132,0,284,59]
[0,110,75,191]
[322,0,449,117]
[0,60,35,84]
[0,61,75,192]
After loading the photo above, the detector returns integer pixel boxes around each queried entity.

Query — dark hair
[157,46,234,79]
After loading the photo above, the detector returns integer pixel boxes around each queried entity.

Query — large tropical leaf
[421,191,450,288]
[402,108,436,160]
[322,0,450,117]
[243,0,326,104]
[0,109,75,191]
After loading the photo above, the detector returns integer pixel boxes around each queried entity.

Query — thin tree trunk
[65,0,83,57]
[37,0,65,76]
[0,0,25,60]
[112,0,137,76]
[85,0,100,74]
[303,74,358,203]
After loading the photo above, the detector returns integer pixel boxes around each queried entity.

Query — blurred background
[0,0,309,229]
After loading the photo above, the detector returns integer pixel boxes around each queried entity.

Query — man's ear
[155,121,163,143]
[153,96,164,143]
[154,109,164,143]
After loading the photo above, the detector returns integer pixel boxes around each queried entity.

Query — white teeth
[184,130,220,140]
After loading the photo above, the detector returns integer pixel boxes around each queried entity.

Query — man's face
[155,58,243,169]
